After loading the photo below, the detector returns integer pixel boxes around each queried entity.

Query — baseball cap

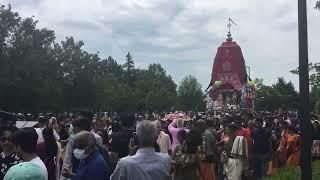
[4,162,46,180]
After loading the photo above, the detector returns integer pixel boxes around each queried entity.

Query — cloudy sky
[2,0,320,90]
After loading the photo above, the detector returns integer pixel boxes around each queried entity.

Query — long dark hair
[42,127,58,159]
[184,130,201,154]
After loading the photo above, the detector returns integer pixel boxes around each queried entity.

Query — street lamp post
[298,0,312,179]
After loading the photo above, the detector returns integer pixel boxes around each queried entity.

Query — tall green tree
[142,64,177,111]
[291,63,320,112]
[255,77,298,110]
[177,75,204,111]
[124,52,134,71]
[272,77,297,96]
[0,5,58,112]
[123,52,135,85]
[309,63,320,112]
[0,4,179,113]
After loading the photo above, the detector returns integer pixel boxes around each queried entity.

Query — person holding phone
[62,131,109,180]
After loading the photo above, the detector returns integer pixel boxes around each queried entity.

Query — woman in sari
[285,126,301,166]
[173,130,203,180]
[267,129,281,176]
[277,121,289,167]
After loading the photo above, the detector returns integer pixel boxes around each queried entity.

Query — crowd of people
[0,110,319,180]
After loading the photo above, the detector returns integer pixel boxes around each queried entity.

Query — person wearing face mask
[62,131,109,180]
[61,118,103,180]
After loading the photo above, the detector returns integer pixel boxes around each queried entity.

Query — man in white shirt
[111,120,171,180]
[13,128,48,179]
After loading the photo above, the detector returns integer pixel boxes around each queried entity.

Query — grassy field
[266,161,320,180]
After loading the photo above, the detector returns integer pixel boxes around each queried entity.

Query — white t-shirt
[30,156,48,179]
[35,128,60,144]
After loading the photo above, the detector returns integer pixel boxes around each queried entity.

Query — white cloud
[2,0,320,90]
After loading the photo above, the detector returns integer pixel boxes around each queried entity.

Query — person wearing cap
[4,162,46,180]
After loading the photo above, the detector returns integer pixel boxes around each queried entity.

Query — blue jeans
[253,153,269,179]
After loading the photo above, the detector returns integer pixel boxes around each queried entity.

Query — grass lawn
[266,161,320,180]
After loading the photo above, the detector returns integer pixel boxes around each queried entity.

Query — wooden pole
[298,0,312,179]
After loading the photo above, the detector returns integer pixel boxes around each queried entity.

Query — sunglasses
[0,137,12,143]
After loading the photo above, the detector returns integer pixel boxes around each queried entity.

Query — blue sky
[2,0,320,90]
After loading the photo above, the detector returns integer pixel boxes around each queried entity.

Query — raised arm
[168,120,177,133]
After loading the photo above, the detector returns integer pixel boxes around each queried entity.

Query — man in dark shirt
[110,129,133,158]
[109,114,135,171]
[109,114,135,157]
[251,121,272,179]
[62,131,109,180]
